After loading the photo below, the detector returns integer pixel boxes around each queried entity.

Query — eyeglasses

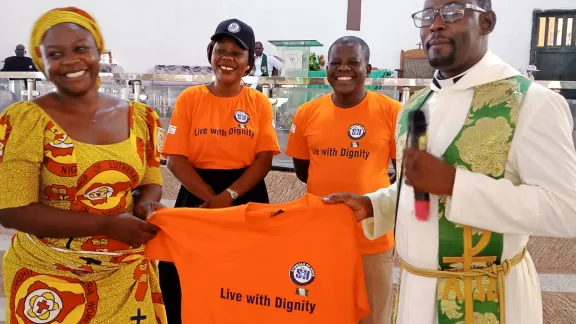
[412,3,486,28]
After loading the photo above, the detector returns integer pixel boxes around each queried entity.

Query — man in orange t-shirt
[286,36,401,324]
[145,194,369,324]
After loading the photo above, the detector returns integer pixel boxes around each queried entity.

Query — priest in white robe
[324,0,576,323]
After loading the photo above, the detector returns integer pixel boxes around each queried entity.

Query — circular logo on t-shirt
[347,124,366,140]
[234,110,250,124]
[228,22,241,33]
[289,262,315,286]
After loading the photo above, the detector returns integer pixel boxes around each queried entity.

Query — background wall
[0,0,574,73]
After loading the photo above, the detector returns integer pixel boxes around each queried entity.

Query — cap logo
[228,22,241,33]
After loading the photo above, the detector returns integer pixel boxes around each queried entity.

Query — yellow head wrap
[30,7,104,75]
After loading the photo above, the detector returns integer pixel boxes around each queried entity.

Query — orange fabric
[146,194,370,324]
[286,91,401,255]
[161,85,280,169]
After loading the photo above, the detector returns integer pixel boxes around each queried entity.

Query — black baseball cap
[211,18,255,52]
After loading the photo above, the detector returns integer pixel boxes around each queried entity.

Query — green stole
[256,54,268,92]
[394,76,531,324]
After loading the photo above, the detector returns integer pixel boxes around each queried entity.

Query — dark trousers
[159,167,269,324]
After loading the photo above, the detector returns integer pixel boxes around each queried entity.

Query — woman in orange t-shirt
[159,18,280,323]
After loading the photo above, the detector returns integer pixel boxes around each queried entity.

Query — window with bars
[535,13,576,48]
[530,10,576,126]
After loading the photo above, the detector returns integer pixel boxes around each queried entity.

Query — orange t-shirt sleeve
[144,213,175,262]
[161,91,191,157]
[389,100,402,160]
[285,105,310,160]
[255,97,281,155]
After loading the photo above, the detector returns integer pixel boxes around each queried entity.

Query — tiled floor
[0,169,574,323]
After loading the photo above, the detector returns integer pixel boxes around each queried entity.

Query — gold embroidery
[486,276,499,302]
[456,312,499,324]
[403,247,526,324]
[443,277,465,301]
[439,195,448,219]
[407,88,431,108]
[471,228,484,236]
[448,260,495,271]
[442,300,465,320]
[439,277,465,320]
[455,164,470,171]
[442,227,498,320]
[470,78,523,125]
[439,195,448,204]
[432,77,528,324]
[395,110,407,139]
[396,133,408,176]
[455,224,484,235]
[473,276,487,301]
[455,117,513,177]
[395,89,430,138]
[473,276,498,302]
[392,268,403,324]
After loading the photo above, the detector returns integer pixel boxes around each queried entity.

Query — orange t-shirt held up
[161,85,280,169]
[145,194,370,324]
[286,91,401,254]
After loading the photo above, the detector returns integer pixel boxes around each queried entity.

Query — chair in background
[396,46,435,102]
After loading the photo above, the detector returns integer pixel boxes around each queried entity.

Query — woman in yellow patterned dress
[0,7,167,323]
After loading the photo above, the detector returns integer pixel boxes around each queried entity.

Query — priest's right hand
[104,213,161,247]
[322,193,374,222]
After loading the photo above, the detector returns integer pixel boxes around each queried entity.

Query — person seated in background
[286,36,401,324]
[1,44,37,71]
[1,44,38,91]
[159,18,281,324]
[0,7,166,323]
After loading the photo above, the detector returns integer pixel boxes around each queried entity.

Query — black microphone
[408,109,430,221]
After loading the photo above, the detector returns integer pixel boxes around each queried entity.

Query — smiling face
[210,37,250,85]
[327,42,371,96]
[40,23,101,96]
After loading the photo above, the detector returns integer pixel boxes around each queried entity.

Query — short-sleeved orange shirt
[286,91,401,254]
[162,85,280,169]
[145,194,370,324]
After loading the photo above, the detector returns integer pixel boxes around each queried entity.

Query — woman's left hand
[134,201,167,220]
[200,192,234,209]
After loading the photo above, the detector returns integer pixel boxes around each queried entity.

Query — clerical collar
[432,70,467,89]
